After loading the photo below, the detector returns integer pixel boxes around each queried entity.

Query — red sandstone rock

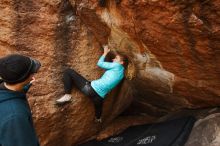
[0,0,219,145]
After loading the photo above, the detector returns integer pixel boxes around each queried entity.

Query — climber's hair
[114,51,135,80]
[108,51,135,80]
[116,52,129,69]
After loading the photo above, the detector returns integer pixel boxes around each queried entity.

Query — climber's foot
[95,118,102,123]
[55,94,72,105]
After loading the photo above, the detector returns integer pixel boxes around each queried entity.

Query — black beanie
[0,54,41,84]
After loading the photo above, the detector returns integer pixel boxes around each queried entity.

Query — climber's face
[113,55,123,65]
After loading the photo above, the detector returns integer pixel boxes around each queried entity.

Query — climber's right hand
[103,45,110,56]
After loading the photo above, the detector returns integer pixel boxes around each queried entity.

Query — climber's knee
[64,68,77,76]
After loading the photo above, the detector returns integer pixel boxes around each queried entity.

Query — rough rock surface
[0,0,219,145]
[186,113,220,146]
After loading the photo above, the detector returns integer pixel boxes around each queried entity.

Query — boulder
[0,0,219,145]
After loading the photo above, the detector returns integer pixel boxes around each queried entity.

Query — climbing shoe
[56,94,72,105]
[95,118,102,123]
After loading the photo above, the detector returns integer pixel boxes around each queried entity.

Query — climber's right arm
[97,45,116,69]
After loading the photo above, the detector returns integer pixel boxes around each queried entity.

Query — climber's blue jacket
[91,55,124,98]
[0,84,39,146]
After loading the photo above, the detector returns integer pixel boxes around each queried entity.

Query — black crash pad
[80,117,196,146]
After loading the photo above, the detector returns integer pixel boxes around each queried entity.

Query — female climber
[56,45,128,122]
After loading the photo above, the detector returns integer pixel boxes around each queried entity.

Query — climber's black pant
[63,68,103,119]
